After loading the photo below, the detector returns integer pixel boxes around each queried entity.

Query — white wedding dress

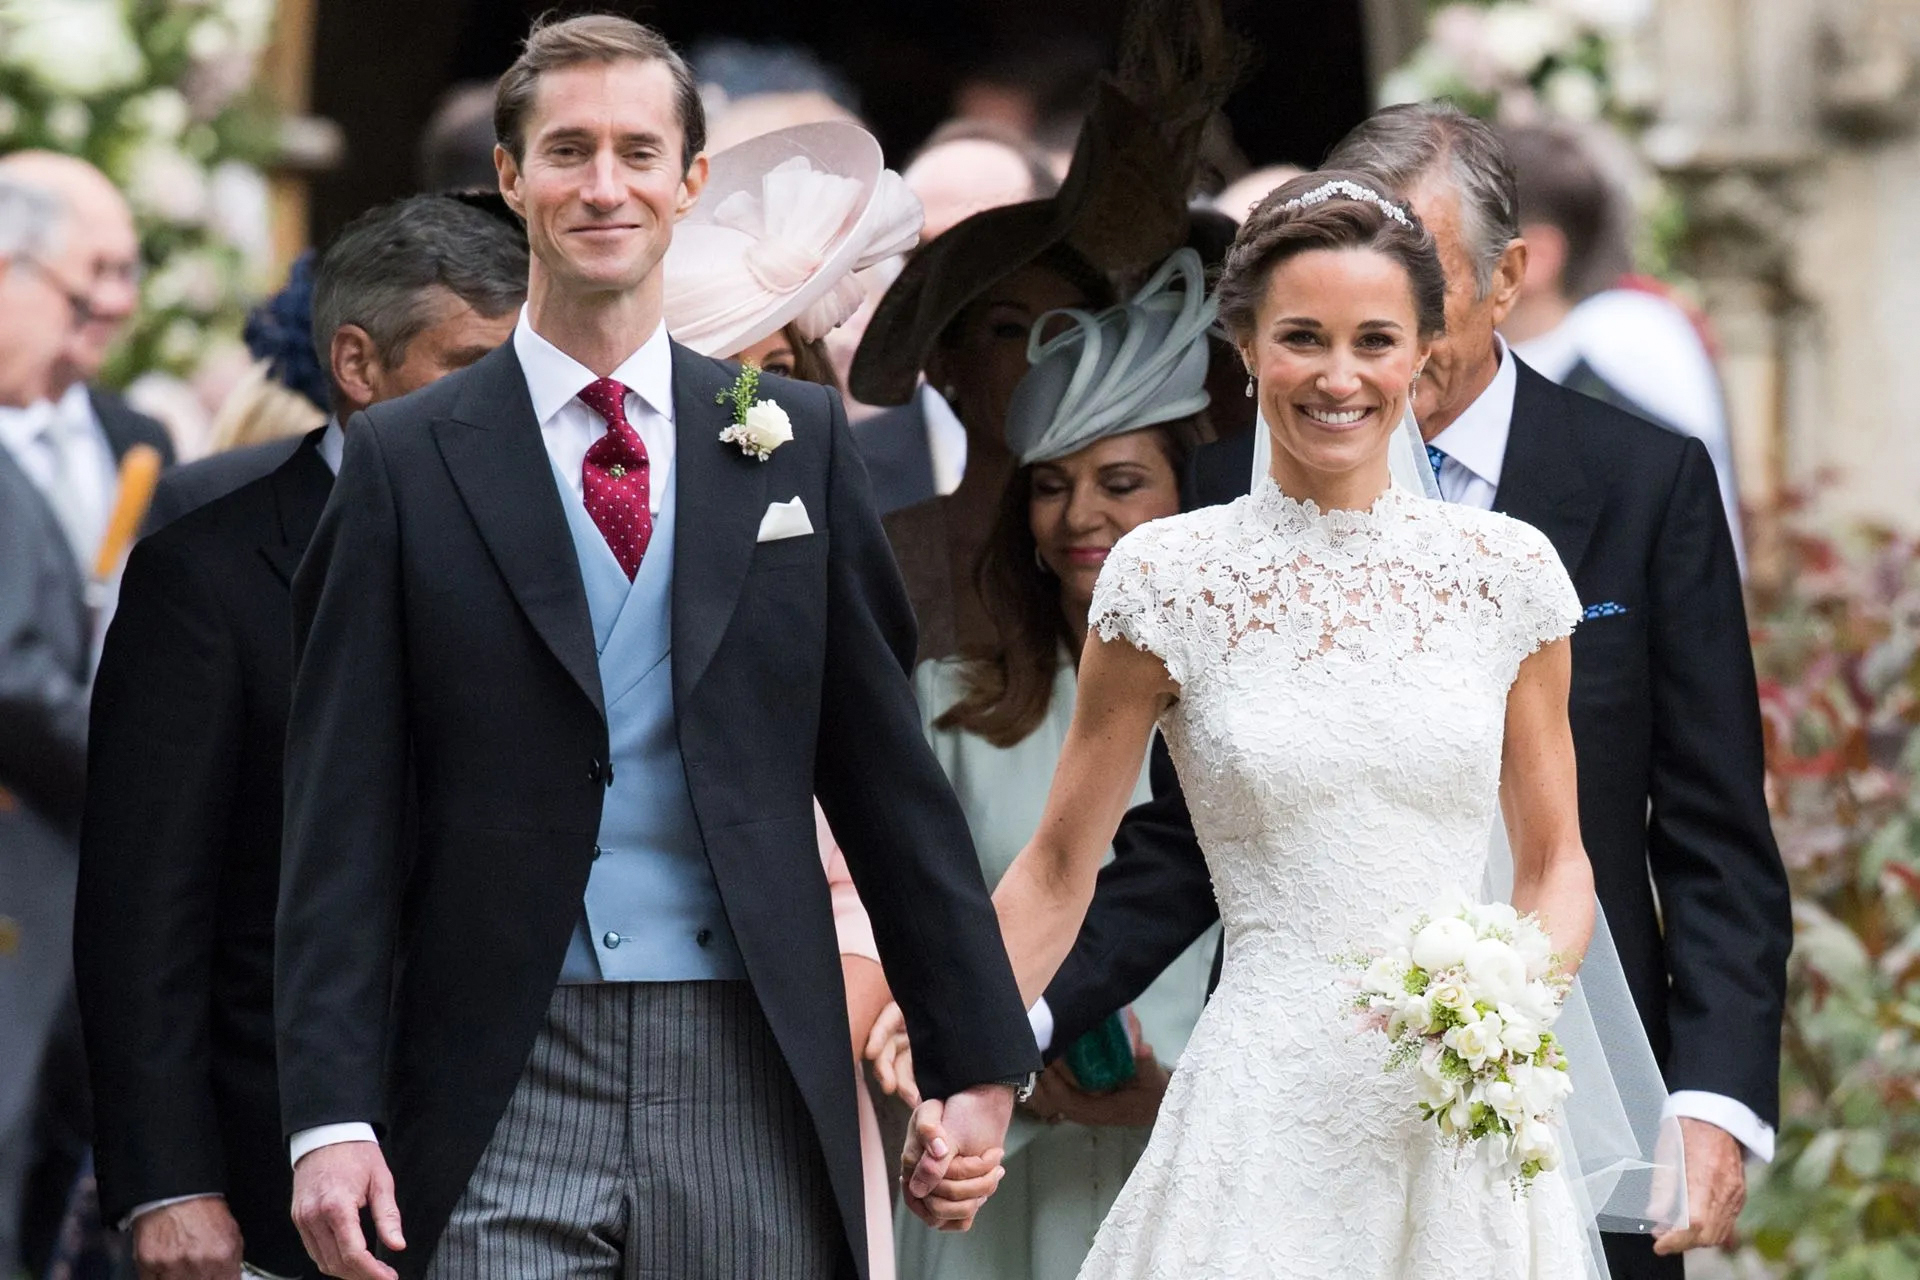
[1076,477,1590,1279]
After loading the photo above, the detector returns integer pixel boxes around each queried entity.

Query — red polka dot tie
[577,377,653,579]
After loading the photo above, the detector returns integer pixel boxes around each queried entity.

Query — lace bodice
[1091,480,1580,952]
[1076,480,1586,1279]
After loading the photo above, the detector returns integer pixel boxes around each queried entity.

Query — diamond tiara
[1277,179,1413,228]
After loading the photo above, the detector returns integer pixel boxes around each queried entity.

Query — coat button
[592,844,602,860]
[603,931,622,949]
[695,928,713,948]
[587,759,603,783]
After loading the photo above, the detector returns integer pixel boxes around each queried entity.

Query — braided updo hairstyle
[1214,168,1448,346]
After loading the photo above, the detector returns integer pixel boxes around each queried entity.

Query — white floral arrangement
[1348,895,1575,1191]
[0,0,280,390]
[1378,0,1656,126]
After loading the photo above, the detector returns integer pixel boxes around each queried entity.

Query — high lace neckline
[1249,475,1411,538]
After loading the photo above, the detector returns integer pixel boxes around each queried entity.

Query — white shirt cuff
[1668,1090,1775,1162]
[123,1192,224,1230]
[289,1122,380,1169]
[1028,997,1054,1055]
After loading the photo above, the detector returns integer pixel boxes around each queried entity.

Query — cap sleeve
[1496,520,1582,678]
[1089,525,1190,688]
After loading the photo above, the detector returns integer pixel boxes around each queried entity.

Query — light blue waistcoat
[552,456,748,983]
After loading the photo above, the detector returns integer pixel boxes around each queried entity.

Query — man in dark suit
[1034,104,1790,1279]
[0,173,107,1278]
[278,18,1035,1280]
[74,194,527,1280]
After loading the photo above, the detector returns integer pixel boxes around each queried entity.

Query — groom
[277,16,1035,1280]
[1024,104,1790,1280]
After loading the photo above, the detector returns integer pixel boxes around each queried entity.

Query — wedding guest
[1497,122,1743,553]
[1211,163,1305,223]
[419,82,501,192]
[848,121,1061,514]
[0,152,175,570]
[851,10,1242,661]
[73,193,526,1280]
[661,118,925,1280]
[1034,102,1790,1280]
[0,173,91,1279]
[886,249,1220,1280]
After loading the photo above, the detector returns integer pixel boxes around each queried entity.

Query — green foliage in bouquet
[0,0,281,383]
[1735,503,1920,1276]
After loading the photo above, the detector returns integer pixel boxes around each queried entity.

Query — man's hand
[132,1197,244,1280]
[291,1141,405,1280]
[900,1086,1014,1231]
[1024,1048,1171,1129]
[863,1001,920,1108]
[1652,1118,1747,1255]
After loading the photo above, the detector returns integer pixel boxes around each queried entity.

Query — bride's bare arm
[1500,635,1596,967]
[993,633,1177,1006]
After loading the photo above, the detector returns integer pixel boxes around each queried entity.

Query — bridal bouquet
[1347,897,1575,1191]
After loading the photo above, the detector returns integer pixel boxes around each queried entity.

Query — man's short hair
[0,174,66,263]
[1324,101,1520,298]
[494,13,705,170]
[1501,122,1630,302]
[310,194,528,370]
[907,119,1061,202]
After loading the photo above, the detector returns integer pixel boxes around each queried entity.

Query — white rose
[1463,937,1528,1005]
[5,0,146,97]
[1428,977,1472,1014]
[741,399,793,454]
[1542,66,1605,121]
[1480,3,1576,78]
[44,100,89,147]
[1412,916,1477,971]
[126,145,210,226]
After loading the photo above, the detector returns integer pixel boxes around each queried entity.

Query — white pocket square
[756,496,814,542]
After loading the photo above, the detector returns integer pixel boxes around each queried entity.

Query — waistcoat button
[602,931,622,948]
[696,928,713,948]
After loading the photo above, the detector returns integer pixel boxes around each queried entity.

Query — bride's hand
[863,1001,921,1107]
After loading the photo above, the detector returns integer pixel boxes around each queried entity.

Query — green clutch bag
[1061,1010,1138,1094]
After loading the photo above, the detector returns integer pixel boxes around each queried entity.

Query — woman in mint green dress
[873,250,1223,1280]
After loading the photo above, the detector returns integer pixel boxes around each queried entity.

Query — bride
[984,171,1598,1277]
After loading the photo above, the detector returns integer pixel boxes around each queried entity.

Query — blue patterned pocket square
[1581,602,1629,621]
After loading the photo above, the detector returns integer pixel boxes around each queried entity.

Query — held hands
[131,1196,244,1280]
[1651,1118,1748,1255]
[899,1085,1014,1231]
[290,1141,405,1280]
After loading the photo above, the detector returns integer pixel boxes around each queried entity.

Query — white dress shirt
[289,316,678,1171]
[1035,337,1775,1162]
[512,305,676,509]
[317,416,345,475]
[0,383,119,570]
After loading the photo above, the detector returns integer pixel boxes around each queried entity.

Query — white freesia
[1411,916,1477,971]
[3,0,146,98]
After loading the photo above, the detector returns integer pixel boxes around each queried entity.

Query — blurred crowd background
[2,0,1918,1276]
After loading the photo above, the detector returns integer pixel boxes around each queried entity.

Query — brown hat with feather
[849,0,1247,407]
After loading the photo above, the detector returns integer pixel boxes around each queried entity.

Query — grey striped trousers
[425,981,840,1279]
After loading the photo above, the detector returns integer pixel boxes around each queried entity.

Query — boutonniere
[716,363,793,462]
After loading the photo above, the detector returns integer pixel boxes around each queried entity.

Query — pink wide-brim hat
[664,121,923,360]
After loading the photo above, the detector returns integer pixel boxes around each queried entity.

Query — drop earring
[1034,548,1052,575]
[1244,376,1255,399]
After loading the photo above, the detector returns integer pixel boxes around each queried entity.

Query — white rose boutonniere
[717,363,792,462]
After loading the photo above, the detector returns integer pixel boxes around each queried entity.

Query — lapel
[432,343,605,721]
[259,426,335,585]
[669,344,767,703]
[1492,360,1602,577]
